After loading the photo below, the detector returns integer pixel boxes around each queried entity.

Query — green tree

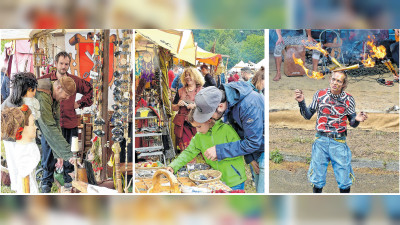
[193,30,264,69]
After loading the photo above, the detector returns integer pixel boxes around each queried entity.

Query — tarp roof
[232,60,246,68]
[196,46,222,66]
[255,58,266,68]
[136,29,223,66]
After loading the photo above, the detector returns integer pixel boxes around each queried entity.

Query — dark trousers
[41,128,77,187]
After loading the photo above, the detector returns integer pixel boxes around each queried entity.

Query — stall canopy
[232,60,246,69]
[136,29,196,64]
[136,29,222,66]
[255,58,266,69]
[196,46,222,66]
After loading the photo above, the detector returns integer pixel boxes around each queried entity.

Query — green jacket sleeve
[168,135,201,173]
[36,92,72,160]
[225,124,241,143]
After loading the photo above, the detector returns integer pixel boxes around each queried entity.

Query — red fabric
[177,125,196,151]
[77,42,115,85]
[233,73,240,82]
[228,76,235,83]
[174,86,202,151]
[168,70,175,88]
[39,71,93,128]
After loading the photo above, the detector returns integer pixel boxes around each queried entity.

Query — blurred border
[0,0,398,29]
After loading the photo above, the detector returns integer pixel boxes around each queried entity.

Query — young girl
[1,105,40,193]
[1,72,40,119]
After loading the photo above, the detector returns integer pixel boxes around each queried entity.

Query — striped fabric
[301,88,356,133]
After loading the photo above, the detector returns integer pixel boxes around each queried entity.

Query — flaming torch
[332,55,374,72]
[303,41,343,68]
[293,53,324,79]
[366,35,398,78]
[361,55,376,68]
[366,35,386,59]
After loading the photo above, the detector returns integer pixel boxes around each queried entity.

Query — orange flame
[366,35,386,59]
[303,41,328,56]
[292,53,324,80]
[361,55,375,67]
[311,71,324,80]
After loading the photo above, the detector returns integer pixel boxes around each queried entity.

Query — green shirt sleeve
[168,135,201,173]
[36,92,72,160]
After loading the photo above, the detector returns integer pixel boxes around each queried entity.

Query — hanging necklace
[186,86,195,92]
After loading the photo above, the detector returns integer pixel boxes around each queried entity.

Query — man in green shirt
[36,76,77,193]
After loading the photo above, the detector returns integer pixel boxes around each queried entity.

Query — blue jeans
[41,135,74,187]
[308,134,354,189]
[250,152,265,193]
[230,182,245,190]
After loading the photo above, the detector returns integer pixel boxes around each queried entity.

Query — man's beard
[58,69,67,75]
[214,108,224,120]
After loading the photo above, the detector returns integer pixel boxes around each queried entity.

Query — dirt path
[269,161,399,193]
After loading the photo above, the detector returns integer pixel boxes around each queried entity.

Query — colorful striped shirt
[298,88,359,133]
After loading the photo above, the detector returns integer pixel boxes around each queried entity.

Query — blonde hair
[181,67,205,87]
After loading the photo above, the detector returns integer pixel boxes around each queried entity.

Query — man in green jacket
[36,76,77,193]
[167,93,246,190]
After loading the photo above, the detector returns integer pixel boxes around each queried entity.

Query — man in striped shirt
[295,71,368,193]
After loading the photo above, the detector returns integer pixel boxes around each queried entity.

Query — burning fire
[367,35,386,59]
[292,53,324,80]
[311,71,324,79]
[303,41,328,56]
[361,55,375,67]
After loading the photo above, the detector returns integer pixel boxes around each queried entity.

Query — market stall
[0,29,133,193]
[135,29,242,193]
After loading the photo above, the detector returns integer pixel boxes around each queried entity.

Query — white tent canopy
[255,58,266,69]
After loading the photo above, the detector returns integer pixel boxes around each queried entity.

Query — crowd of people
[166,64,265,193]
[1,51,93,193]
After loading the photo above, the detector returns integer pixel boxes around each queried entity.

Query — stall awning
[136,29,197,64]
[196,46,222,66]
[136,29,225,66]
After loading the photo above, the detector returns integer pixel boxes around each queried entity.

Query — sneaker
[41,185,51,193]
[64,182,72,188]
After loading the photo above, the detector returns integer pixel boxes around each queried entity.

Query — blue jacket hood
[223,81,253,108]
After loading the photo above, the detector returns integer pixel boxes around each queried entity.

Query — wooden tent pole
[101,29,110,181]
[34,42,40,78]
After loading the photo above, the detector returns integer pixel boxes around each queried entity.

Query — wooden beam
[101,29,110,181]
[34,42,40,78]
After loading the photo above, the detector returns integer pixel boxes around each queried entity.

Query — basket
[189,170,222,184]
[147,169,181,193]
